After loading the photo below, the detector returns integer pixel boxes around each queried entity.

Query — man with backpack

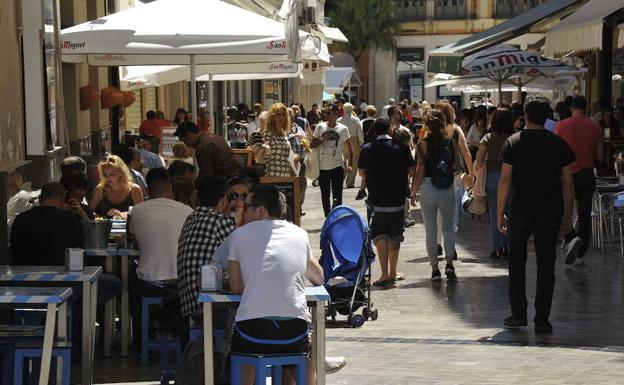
[497,97,575,333]
[359,118,415,287]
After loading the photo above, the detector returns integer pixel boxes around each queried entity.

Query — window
[124,91,143,132]
[144,87,157,114]
[495,0,542,18]
[434,0,467,20]
[395,0,426,22]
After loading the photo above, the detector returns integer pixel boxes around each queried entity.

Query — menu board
[259,176,301,226]
[161,126,178,156]
[233,149,254,166]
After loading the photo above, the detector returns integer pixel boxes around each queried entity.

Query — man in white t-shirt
[130,168,193,342]
[227,184,324,383]
[311,103,353,216]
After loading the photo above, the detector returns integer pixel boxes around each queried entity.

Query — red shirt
[139,119,161,138]
[555,115,602,174]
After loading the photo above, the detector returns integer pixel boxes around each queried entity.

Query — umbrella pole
[208,74,214,135]
[190,55,198,127]
[498,80,503,106]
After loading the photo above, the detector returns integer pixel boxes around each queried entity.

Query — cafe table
[84,247,139,357]
[0,266,102,385]
[198,286,330,385]
[0,286,72,385]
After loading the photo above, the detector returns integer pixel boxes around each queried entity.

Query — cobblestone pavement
[303,184,624,385]
[93,180,624,384]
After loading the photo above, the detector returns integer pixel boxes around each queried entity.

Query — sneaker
[437,244,443,256]
[355,189,367,200]
[535,321,553,334]
[563,236,583,265]
[445,264,457,281]
[431,269,442,281]
[404,219,416,227]
[325,356,347,374]
[574,257,586,266]
[489,250,500,259]
[503,314,528,329]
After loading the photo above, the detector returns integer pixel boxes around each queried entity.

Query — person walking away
[498,96,575,333]
[555,95,604,266]
[311,104,353,216]
[338,103,364,188]
[474,108,514,259]
[359,118,415,287]
[411,110,461,281]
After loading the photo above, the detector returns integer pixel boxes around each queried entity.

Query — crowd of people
[3,90,617,383]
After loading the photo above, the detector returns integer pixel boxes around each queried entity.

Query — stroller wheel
[350,314,365,328]
[362,307,370,320]
[370,308,379,321]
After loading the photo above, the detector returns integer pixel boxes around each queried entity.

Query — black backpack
[429,139,455,189]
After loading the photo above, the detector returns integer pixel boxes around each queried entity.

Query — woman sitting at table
[89,155,144,219]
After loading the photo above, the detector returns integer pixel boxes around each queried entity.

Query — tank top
[95,189,134,217]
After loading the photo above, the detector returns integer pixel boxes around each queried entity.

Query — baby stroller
[320,205,378,327]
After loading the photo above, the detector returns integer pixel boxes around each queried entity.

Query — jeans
[437,175,461,244]
[319,166,344,216]
[565,168,595,258]
[486,171,509,251]
[508,204,561,323]
[420,178,456,267]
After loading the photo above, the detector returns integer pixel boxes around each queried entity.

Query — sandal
[393,272,406,281]
[373,278,393,287]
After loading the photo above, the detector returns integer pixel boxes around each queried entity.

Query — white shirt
[228,219,312,322]
[338,114,364,144]
[466,124,483,147]
[313,122,350,170]
[130,198,193,281]
[381,104,394,119]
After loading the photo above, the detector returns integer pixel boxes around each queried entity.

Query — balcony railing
[494,0,543,19]
[434,0,468,20]
[395,0,426,22]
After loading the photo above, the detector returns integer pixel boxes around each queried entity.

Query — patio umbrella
[426,72,583,93]
[460,44,579,103]
[61,0,319,129]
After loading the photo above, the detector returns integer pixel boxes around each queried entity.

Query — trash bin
[82,220,113,249]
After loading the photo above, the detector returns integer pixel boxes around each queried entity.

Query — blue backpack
[430,139,455,189]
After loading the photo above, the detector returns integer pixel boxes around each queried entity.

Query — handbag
[467,194,488,215]
[305,147,320,180]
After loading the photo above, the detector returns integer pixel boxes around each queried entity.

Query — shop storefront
[396,48,425,102]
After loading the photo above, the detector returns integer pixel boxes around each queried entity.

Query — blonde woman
[264,103,296,177]
[90,155,144,219]
[171,142,194,165]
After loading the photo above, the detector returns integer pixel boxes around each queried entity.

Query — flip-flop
[393,272,406,281]
[373,278,393,287]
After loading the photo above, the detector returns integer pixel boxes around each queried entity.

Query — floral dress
[264,131,292,177]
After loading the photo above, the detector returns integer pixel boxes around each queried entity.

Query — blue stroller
[320,205,378,327]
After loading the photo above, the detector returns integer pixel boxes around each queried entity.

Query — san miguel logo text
[63,41,86,50]
[266,40,287,50]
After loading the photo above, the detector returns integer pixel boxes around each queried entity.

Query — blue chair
[231,353,307,385]
[140,297,180,366]
[188,326,226,342]
[13,342,72,385]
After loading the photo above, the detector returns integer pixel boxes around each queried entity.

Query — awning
[314,24,349,43]
[224,0,285,19]
[324,67,359,94]
[545,1,624,55]
[428,0,583,74]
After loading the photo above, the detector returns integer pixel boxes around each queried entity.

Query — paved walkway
[92,180,624,384]
[306,184,624,385]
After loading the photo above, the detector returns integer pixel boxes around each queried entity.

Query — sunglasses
[228,192,248,201]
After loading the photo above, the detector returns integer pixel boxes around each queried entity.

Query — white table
[0,266,102,385]
[84,248,139,357]
[0,286,72,385]
[198,286,330,385]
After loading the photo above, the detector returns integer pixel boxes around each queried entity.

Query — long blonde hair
[266,103,291,135]
[97,155,133,189]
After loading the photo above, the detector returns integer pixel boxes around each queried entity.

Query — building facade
[369,0,549,107]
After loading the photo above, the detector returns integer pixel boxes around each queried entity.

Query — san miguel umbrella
[61,0,319,129]
[426,72,583,93]
[459,44,580,103]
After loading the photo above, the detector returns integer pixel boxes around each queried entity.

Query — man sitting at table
[9,182,121,311]
[227,184,324,385]
[168,160,198,208]
[129,168,193,343]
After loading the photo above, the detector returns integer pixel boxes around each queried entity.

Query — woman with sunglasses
[227,176,252,227]
[90,155,144,219]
